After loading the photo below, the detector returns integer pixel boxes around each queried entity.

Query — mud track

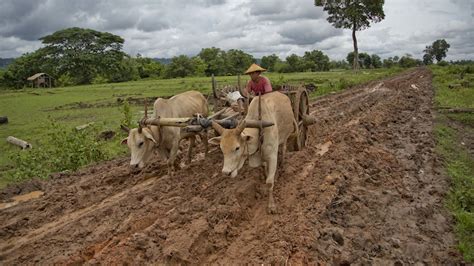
[0,68,463,264]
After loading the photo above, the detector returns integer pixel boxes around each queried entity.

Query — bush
[438,60,449,67]
[57,73,75,87]
[120,100,133,128]
[92,75,108,84]
[7,121,110,181]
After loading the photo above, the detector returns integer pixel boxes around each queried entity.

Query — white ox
[121,90,208,174]
[210,92,297,213]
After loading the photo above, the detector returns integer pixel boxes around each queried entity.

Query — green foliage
[382,56,399,68]
[165,55,197,78]
[431,64,474,108]
[398,54,420,68]
[425,39,451,63]
[134,54,164,78]
[1,27,130,88]
[437,60,449,67]
[435,124,474,262]
[261,54,281,72]
[106,56,140,82]
[347,52,382,68]
[120,100,133,128]
[57,73,75,87]
[303,50,330,71]
[371,54,382,68]
[7,121,109,181]
[198,47,227,76]
[432,64,474,261]
[40,27,127,84]
[1,50,49,89]
[225,49,255,75]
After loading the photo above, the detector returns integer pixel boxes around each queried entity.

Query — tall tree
[371,54,382,68]
[425,39,450,63]
[315,0,385,70]
[303,50,330,71]
[165,55,195,78]
[198,47,226,76]
[261,54,281,72]
[224,49,254,75]
[40,27,126,84]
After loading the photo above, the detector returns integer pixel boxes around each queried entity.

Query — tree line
[0,27,452,89]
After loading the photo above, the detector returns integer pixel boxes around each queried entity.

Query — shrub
[7,121,110,181]
[57,73,75,87]
[119,100,133,128]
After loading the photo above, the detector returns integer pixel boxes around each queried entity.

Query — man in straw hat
[243,63,273,97]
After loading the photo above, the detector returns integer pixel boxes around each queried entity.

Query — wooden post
[211,74,217,98]
[237,74,241,91]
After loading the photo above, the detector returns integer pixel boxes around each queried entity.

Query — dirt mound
[0,68,464,264]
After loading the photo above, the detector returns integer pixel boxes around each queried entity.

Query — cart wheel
[288,87,309,151]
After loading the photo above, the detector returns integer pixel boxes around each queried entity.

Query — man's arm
[242,80,251,98]
[263,76,273,93]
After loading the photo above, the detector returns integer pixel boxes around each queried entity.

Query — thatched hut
[27,73,54,88]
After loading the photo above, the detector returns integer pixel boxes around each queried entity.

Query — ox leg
[279,141,287,168]
[168,140,180,176]
[265,154,278,214]
[202,130,209,157]
[186,136,195,164]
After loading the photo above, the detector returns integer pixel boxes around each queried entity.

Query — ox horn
[236,120,246,134]
[138,97,149,134]
[212,121,225,135]
[138,120,143,133]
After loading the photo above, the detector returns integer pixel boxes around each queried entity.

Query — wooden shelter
[27,73,54,88]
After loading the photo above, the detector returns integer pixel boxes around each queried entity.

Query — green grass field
[0,68,403,187]
[431,64,474,262]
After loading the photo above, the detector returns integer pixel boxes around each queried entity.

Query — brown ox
[122,90,208,174]
[210,92,297,213]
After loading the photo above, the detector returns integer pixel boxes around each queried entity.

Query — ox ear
[208,136,222,146]
[143,130,157,144]
[121,138,128,145]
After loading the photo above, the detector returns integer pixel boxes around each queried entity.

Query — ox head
[121,125,158,169]
[209,121,257,178]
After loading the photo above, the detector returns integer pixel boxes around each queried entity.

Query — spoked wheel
[288,87,309,151]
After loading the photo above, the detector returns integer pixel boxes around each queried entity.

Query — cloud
[0,0,472,61]
[279,19,343,45]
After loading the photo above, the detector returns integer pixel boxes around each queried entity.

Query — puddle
[0,191,44,210]
[316,141,333,156]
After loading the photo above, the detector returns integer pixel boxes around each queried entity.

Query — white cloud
[0,0,472,61]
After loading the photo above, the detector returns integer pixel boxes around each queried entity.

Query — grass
[432,64,474,262]
[0,68,403,187]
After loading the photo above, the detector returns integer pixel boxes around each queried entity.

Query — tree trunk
[352,23,360,71]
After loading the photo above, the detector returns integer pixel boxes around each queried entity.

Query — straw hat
[244,63,266,74]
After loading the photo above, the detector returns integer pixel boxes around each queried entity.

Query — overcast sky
[0,0,473,61]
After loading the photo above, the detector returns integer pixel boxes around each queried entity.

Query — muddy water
[0,68,464,264]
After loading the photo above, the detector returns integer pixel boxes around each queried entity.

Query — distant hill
[0,58,14,68]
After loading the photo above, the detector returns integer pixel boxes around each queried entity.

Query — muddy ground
[0,68,464,264]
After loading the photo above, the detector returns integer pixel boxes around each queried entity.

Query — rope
[258,92,264,159]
